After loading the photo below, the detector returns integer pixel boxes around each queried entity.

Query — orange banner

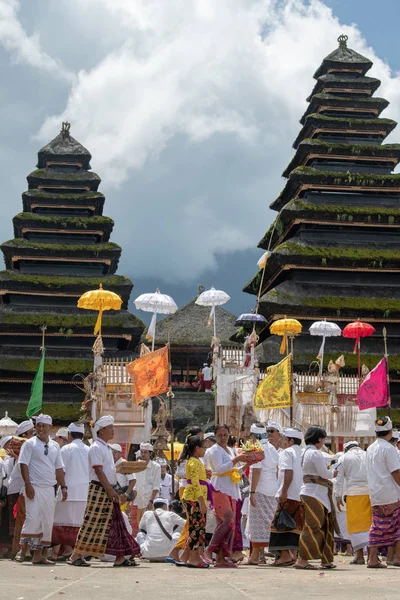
[126,346,169,404]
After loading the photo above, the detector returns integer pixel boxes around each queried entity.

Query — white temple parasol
[195,286,231,338]
[310,320,342,375]
[0,411,18,436]
[134,289,178,351]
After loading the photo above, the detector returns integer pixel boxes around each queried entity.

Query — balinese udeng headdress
[375,416,392,432]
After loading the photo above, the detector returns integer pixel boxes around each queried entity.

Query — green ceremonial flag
[26,350,45,418]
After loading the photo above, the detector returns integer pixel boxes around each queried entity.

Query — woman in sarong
[294,426,340,570]
[203,424,249,568]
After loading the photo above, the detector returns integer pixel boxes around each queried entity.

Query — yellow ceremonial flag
[254,354,292,410]
[126,346,169,405]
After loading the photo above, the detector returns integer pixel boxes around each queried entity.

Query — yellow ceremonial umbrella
[78,284,122,335]
[270,316,302,355]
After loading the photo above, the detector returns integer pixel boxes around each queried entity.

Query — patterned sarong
[298,495,335,563]
[248,493,277,543]
[208,491,236,556]
[269,499,304,551]
[369,501,400,548]
[74,481,139,558]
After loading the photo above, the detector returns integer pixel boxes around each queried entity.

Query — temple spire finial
[337,34,348,49]
[60,121,71,139]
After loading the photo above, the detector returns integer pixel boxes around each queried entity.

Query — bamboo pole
[383,327,391,418]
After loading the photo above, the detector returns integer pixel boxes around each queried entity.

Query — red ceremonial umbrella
[343,319,376,379]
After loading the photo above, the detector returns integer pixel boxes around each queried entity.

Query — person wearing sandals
[203,424,250,568]
[181,435,209,568]
[366,416,400,569]
[68,416,140,568]
[269,427,304,567]
[247,422,279,565]
[294,425,340,570]
[335,440,371,566]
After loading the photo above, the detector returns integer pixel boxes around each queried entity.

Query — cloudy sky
[1,0,400,320]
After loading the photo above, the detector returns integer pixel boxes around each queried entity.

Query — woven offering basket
[116,460,148,474]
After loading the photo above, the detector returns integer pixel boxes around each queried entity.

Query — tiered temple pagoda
[244,36,400,404]
[0,123,144,416]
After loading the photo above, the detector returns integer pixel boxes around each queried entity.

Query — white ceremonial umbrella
[0,411,18,436]
[310,320,342,375]
[134,289,178,351]
[195,286,231,338]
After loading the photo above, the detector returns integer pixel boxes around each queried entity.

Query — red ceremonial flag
[356,357,389,411]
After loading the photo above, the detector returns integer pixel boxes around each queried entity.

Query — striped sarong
[298,495,335,563]
[369,501,400,548]
[74,481,139,558]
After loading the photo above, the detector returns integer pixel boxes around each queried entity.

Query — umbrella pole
[214,307,217,339]
[358,339,361,380]
[290,336,294,425]
[151,313,156,352]
[166,345,175,497]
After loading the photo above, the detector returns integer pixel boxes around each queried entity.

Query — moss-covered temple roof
[27,169,101,191]
[270,166,400,211]
[150,298,239,347]
[13,213,114,240]
[307,74,381,101]
[300,94,389,125]
[283,139,400,177]
[313,38,372,79]
[37,128,92,170]
[293,114,397,149]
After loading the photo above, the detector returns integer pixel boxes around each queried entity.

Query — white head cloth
[35,414,52,425]
[140,442,153,451]
[157,458,168,466]
[56,428,69,438]
[250,424,266,435]
[344,440,359,450]
[16,419,34,436]
[68,423,85,434]
[110,443,122,452]
[204,432,215,440]
[283,427,303,441]
[93,415,114,433]
[0,435,12,449]
[392,431,400,440]
[267,421,282,433]
[375,417,392,432]
[153,497,167,505]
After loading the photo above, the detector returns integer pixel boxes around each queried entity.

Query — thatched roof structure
[37,123,92,169]
[151,297,239,347]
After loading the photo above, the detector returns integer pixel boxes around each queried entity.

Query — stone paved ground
[1,557,398,600]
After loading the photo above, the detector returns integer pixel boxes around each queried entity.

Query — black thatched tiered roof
[243,36,400,403]
[0,123,145,409]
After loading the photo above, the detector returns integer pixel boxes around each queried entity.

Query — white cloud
[11,0,400,282]
[0,0,73,81]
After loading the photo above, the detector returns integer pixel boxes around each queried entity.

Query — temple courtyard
[1,559,397,600]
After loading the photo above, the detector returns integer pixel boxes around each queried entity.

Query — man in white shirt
[51,423,89,559]
[158,459,173,503]
[335,440,371,565]
[5,419,35,561]
[18,414,67,565]
[137,497,185,561]
[269,427,304,566]
[110,443,136,504]
[366,416,400,568]
[69,415,139,568]
[247,422,279,565]
[133,442,161,527]
[202,363,212,393]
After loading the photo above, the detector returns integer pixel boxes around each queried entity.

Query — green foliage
[277,241,400,263]
[243,270,262,295]
[302,295,400,312]
[0,402,82,422]
[291,166,400,187]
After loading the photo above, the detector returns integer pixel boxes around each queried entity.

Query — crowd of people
[1,412,400,570]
